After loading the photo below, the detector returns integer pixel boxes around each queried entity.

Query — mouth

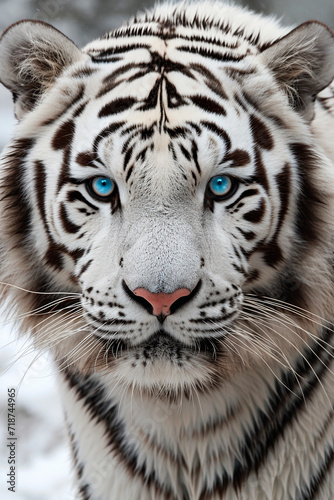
[95,330,222,360]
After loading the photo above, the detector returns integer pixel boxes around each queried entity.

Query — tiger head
[1,4,334,396]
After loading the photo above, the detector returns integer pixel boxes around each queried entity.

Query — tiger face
[1,8,334,395]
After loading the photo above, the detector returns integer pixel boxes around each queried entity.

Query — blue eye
[87,176,115,201]
[207,175,236,200]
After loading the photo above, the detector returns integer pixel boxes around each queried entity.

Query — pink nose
[133,287,191,317]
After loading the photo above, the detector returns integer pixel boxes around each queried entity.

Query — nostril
[122,280,154,315]
[169,280,202,315]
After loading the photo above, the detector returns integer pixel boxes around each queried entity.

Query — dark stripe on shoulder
[299,446,334,500]
[62,368,177,499]
[199,327,334,498]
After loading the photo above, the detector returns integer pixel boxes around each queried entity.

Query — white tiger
[0,1,334,499]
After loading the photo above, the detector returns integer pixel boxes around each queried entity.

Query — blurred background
[0,0,333,499]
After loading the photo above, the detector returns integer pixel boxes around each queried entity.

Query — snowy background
[0,0,334,499]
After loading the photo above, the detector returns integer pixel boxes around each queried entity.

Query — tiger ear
[0,20,84,120]
[261,21,334,122]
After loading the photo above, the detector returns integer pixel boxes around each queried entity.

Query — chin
[93,331,242,399]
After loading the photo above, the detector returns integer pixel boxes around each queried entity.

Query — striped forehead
[75,28,258,133]
[88,53,230,128]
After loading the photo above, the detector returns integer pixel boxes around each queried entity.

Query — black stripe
[164,126,188,139]
[93,122,125,152]
[232,262,246,274]
[34,161,65,271]
[42,85,85,126]
[123,144,135,171]
[135,147,148,163]
[63,368,177,499]
[290,143,323,244]
[189,310,237,323]
[165,79,187,108]
[78,484,91,500]
[1,138,35,242]
[138,78,160,111]
[179,144,191,161]
[300,446,334,500]
[187,122,202,135]
[97,63,136,98]
[260,163,291,267]
[200,326,334,498]
[57,145,71,194]
[223,148,250,168]
[125,165,134,182]
[98,98,136,117]
[200,121,231,150]
[177,45,245,62]
[59,203,81,234]
[73,101,88,118]
[189,63,228,100]
[67,191,98,211]
[253,147,270,192]
[90,43,150,59]
[243,198,265,223]
[87,312,135,326]
[67,424,92,500]
[250,114,274,150]
[191,140,201,174]
[52,119,75,150]
[225,188,259,210]
[77,259,93,277]
[190,95,226,116]
[72,67,98,78]
[237,228,256,241]
[75,151,99,168]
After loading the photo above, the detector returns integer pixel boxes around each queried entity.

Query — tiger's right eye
[86,176,116,202]
[206,175,238,201]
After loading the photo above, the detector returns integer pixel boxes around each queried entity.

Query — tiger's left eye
[86,176,116,201]
[207,175,237,201]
